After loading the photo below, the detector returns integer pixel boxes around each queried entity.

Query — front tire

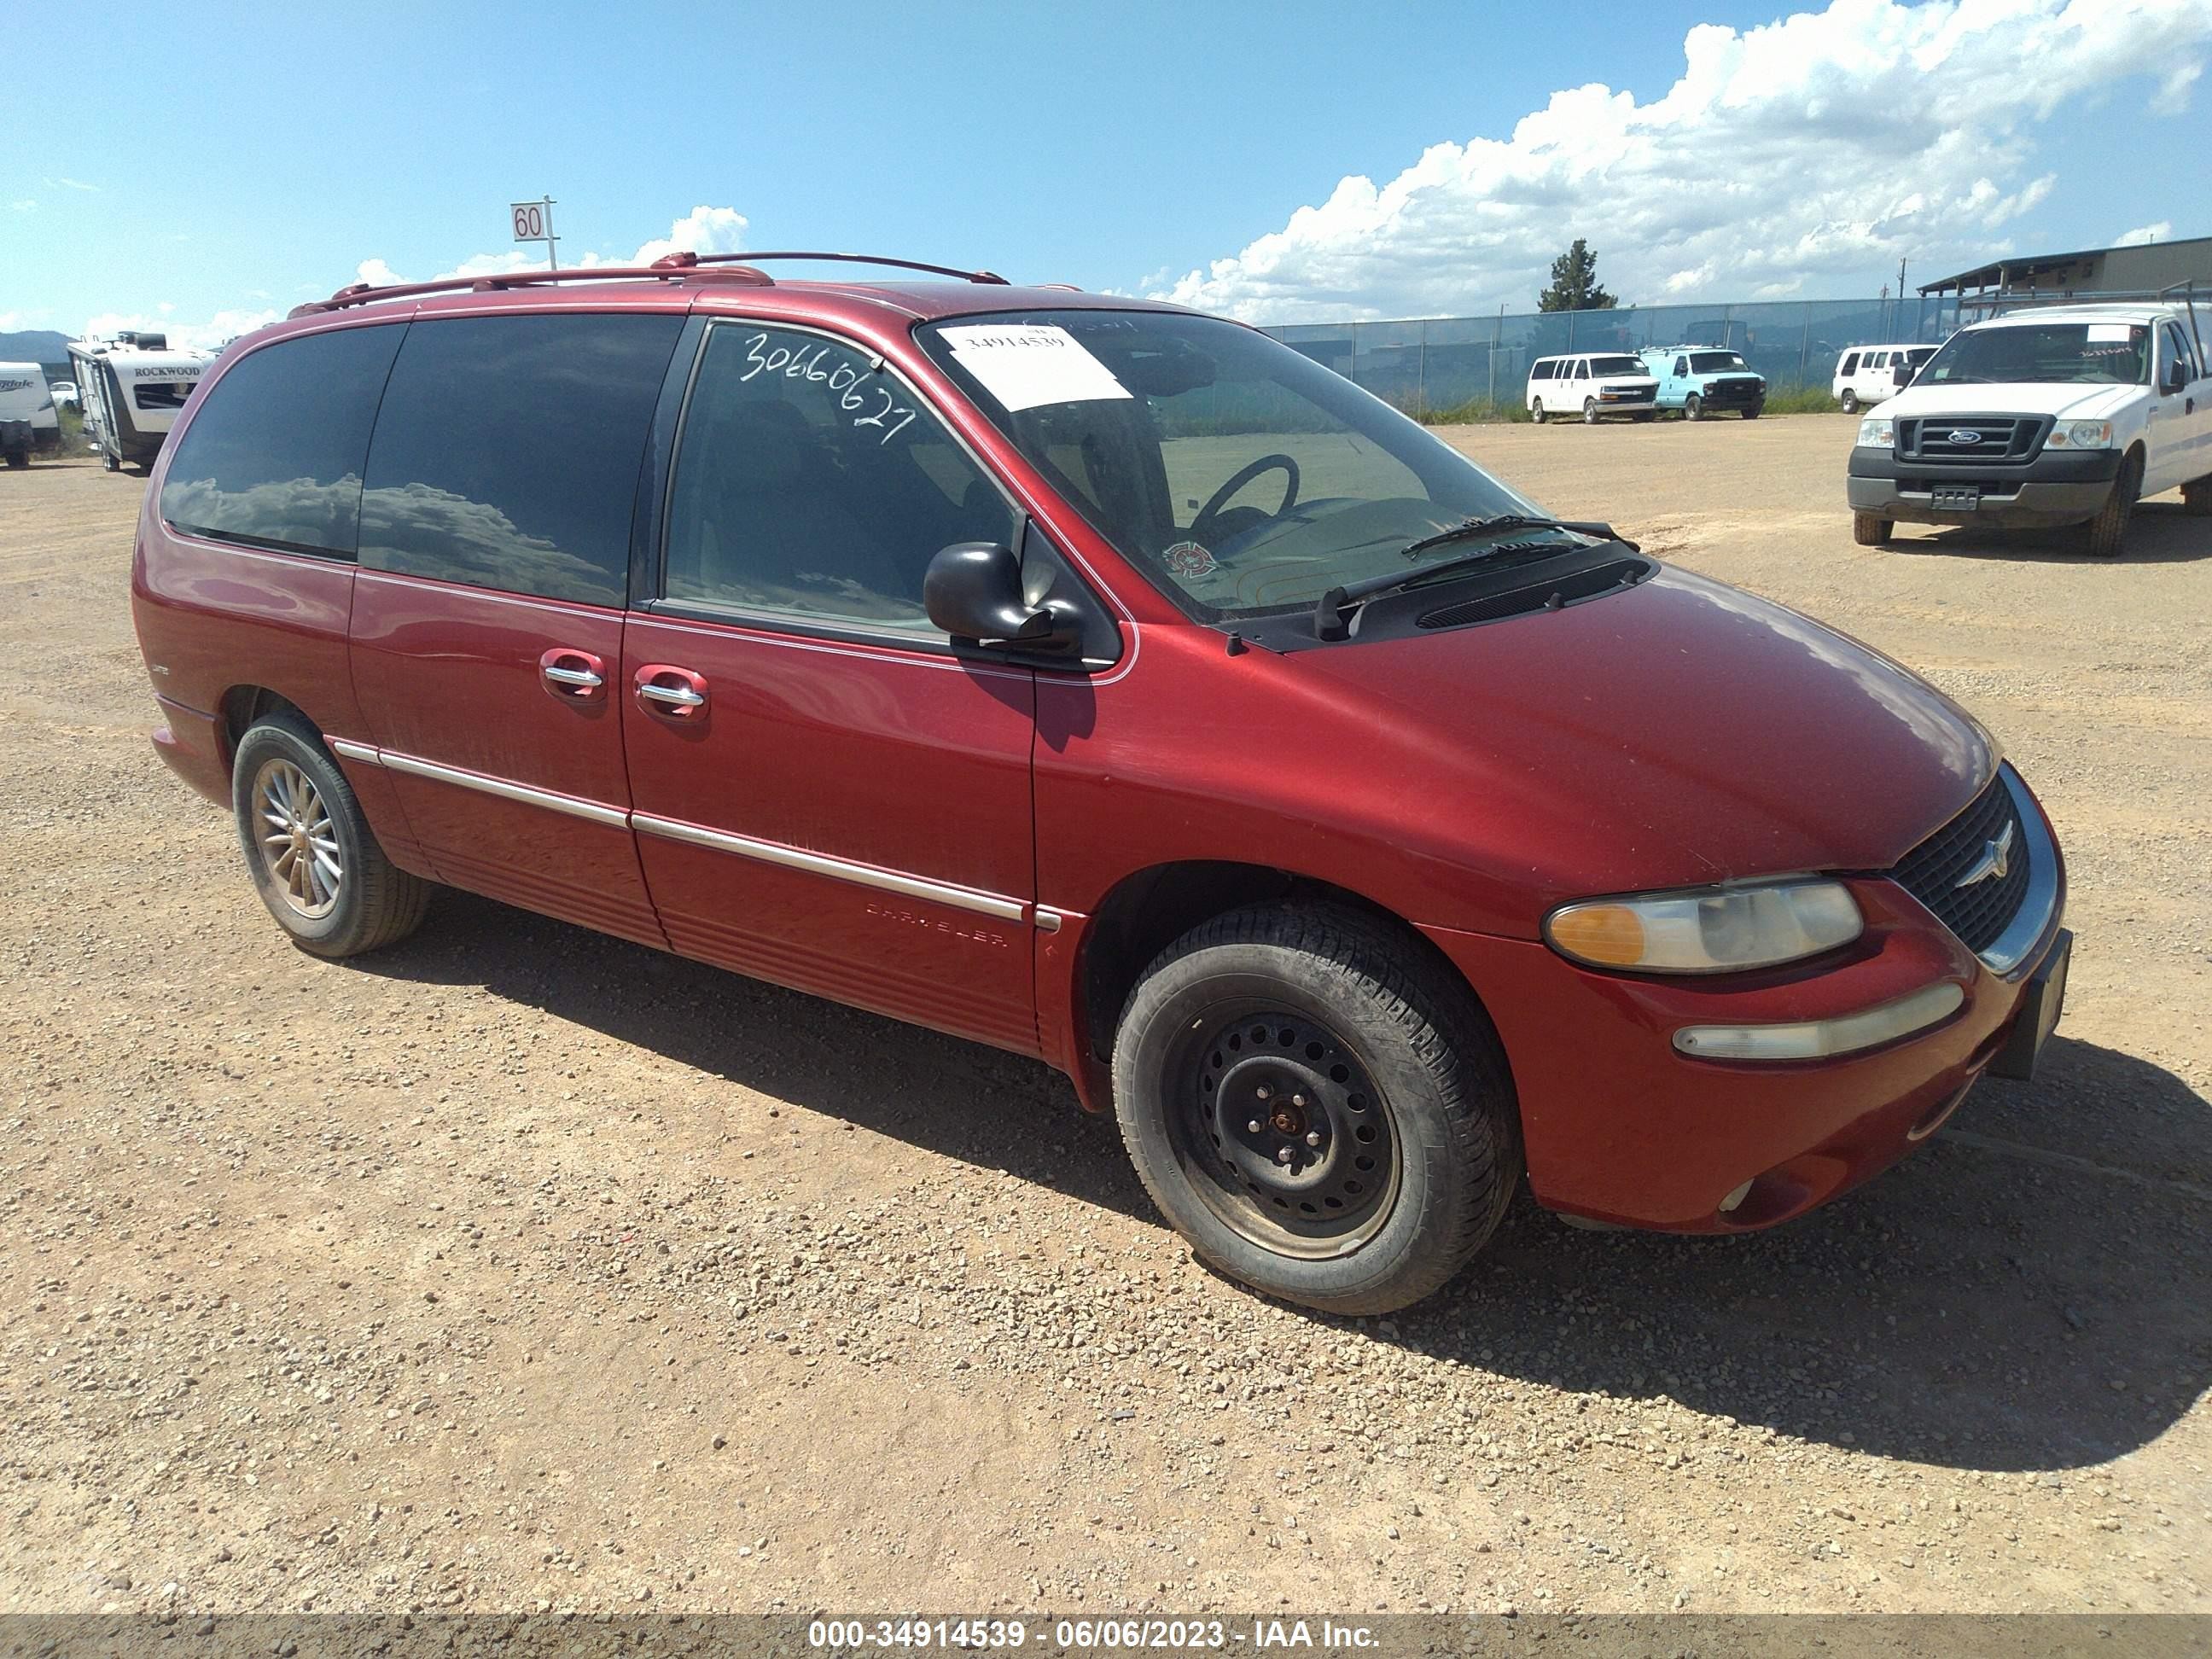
[102,450,119,473]
[232,713,429,958]
[2181,476,2210,516]
[3,450,26,470]
[1743,404,1763,420]
[1852,511,1893,546]
[1839,390,1860,415]
[1683,393,1703,422]
[2083,451,2143,558]
[1112,903,1522,1315]
[1530,399,1546,424]
[1582,397,1599,424]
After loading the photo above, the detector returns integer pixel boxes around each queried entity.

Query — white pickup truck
[1847,301,2212,556]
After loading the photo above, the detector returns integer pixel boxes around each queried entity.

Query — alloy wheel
[252,758,343,919]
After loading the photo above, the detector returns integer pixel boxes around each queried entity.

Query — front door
[621,319,1041,1055]
[2147,320,2210,493]
[346,309,687,949]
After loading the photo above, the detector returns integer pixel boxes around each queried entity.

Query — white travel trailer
[69,332,213,472]
[0,362,61,469]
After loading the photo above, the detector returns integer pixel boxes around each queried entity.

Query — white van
[68,333,213,473]
[1831,344,1939,413]
[0,362,61,469]
[1526,353,1658,423]
[1847,302,2212,556]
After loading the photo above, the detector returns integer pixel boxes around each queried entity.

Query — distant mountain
[0,329,73,370]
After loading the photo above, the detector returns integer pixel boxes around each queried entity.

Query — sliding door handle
[634,664,709,718]
[539,648,606,701]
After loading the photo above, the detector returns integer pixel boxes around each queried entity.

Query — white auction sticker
[2086,323,2135,341]
[940,323,1132,412]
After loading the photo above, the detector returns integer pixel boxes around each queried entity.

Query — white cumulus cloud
[79,307,282,352]
[2112,219,2174,245]
[1155,0,2212,322]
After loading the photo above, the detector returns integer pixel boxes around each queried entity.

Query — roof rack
[290,262,773,317]
[289,250,1008,317]
[650,250,1007,284]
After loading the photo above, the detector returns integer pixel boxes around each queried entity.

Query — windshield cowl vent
[1417,556,1655,632]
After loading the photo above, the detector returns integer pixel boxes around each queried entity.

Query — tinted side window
[359,313,684,605]
[160,325,404,557]
[2164,323,2199,382]
[662,323,1017,636]
[1530,362,1550,381]
[1840,352,1859,375]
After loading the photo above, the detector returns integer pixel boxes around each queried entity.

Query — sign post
[509,196,561,271]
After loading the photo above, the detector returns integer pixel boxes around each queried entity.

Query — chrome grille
[1890,774,2032,955]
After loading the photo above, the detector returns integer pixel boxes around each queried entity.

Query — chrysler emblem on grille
[1947,428,1984,445]
[1954,820,2015,888]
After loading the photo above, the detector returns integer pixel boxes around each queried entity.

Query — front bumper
[1419,786,2067,1233]
[1849,443,2122,529]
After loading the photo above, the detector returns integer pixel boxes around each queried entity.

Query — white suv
[1847,304,2212,556]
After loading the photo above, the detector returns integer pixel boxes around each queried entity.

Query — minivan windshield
[918,311,1552,620]
[1587,355,1646,376]
[1688,352,1748,373]
[1916,322,2150,387]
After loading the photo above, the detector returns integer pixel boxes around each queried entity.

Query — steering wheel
[1190,453,1301,548]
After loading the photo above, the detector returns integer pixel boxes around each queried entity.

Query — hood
[1886,381,2140,422]
[1289,567,1993,905]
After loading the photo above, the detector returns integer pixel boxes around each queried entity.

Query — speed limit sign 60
[511,201,546,242]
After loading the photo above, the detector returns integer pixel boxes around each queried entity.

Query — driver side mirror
[925,542,1066,649]
[2163,358,2191,393]
[1893,362,1915,387]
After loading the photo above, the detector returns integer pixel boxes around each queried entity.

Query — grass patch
[1415,398,1533,427]
[1759,386,1843,416]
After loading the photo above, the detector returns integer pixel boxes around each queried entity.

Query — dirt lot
[1,420,2207,1620]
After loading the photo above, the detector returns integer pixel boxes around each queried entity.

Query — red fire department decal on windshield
[1162,541,1217,579]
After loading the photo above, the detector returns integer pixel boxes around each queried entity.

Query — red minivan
[132,253,2070,1313]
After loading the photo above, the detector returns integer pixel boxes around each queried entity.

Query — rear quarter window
[358,312,684,605]
[159,325,405,558]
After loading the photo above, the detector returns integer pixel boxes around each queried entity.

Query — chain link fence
[1262,294,1965,415]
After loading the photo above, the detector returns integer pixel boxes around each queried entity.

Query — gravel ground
[0,422,2207,1620]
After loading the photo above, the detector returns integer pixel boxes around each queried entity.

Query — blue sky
[4,0,2208,343]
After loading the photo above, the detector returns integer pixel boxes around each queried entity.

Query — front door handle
[539,647,607,701]
[634,663,708,718]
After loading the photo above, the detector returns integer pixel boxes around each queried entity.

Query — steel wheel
[251,756,342,919]
[1165,1005,1403,1259]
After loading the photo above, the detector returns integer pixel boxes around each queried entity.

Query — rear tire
[1684,394,1703,422]
[2182,476,2211,516]
[1530,399,1546,424]
[3,450,26,470]
[2083,451,2143,558]
[1112,902,1522,1315]
[1582,397,1599,424]
[102,451,119,473]
[1840,390,1860,415]
[232,713,429,958]
[1852,511,1893,547]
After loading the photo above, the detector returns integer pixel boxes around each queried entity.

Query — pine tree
[1537,241,1617,312]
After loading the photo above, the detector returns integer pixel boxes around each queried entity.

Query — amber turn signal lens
[1545,904,1647,967]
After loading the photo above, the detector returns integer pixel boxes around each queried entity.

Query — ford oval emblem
[1947,428,1983,445]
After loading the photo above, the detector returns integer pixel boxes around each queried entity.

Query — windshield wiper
[1398,513,1573,560]
[1313,518,1631,641]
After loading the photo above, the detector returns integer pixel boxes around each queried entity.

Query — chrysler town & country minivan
[133,253,2071,1313]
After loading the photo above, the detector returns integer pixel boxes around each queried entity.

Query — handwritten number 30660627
[739,334,917,445]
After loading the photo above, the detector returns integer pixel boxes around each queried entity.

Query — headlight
[2046,420,2113,449]
[1545,880,1864,974]
[1856,416,1895,448]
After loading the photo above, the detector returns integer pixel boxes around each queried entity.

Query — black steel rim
[1164,1004,1402,1258]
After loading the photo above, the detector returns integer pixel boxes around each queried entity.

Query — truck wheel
[232,714,430,958]
[2183,477,2211,516]
[1530,399,1546,424]
[2083,452,2143,558]
[1684,394,1703,422]
[1852,511,1893,547]
[1581,398,1599,424]
[102,451,119,473]
[1112,902,1522,1315]
[1840,390,1860,415]
[4,450,26,470]
[1743,405,1763,420]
